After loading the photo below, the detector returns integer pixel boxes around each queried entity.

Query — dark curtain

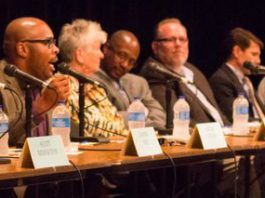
[0,0,265,84]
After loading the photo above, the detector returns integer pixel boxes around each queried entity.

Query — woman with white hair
[58,19,127,138]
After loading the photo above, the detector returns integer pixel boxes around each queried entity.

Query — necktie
[243,76,265,120]
[114,81,130,107]
[30,88,48,136]
[186,83,224,126]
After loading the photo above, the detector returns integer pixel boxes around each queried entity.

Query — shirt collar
[226,63,245,83]
[169,64,194,83]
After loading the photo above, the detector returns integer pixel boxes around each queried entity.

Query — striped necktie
[243,76,265,120]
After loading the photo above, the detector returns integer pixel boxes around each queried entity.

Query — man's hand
[32,75,70,116]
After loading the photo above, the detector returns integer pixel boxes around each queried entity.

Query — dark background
[1,0,265,84]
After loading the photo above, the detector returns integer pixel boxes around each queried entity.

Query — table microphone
[4,64,50,88]
[57,62,102,86]
[243,61,265,75]
[148,62,194,84]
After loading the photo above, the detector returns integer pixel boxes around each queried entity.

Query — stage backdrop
[0,0,265,84]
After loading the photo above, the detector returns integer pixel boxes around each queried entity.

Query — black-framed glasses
[20,38,56,49]
[108,45,138,68]
[155,36,188,45]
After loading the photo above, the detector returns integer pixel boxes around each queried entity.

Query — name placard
[19,136,69,169]
[122,127,162,157]
[187,122,227,149]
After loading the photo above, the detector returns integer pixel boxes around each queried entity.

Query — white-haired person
[58,19,127,139]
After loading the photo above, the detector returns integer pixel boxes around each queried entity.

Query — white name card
[19,136,69,169]
[187,122,227,149]
[122,127,162,157]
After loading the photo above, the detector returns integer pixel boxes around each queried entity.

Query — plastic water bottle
[52,100,71,148]
[0,105,9,155]
[232,93,249,135]
[127,98,146,129]
[173,96,190,142]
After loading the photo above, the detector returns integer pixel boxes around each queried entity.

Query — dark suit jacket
[140,57,229,128]
[210,64,263,122]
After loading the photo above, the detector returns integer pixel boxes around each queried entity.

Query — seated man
[91,30,166,129]
[58,19,127,137]
[140,18,229,128]
[1,17,70,146]
[0,17,70,198]
[210,27,265,122]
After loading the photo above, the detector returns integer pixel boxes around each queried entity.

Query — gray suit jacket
[91,69,166,128]
[0,60,51,146]
[0,60,26,145]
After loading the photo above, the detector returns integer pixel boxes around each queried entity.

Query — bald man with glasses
[0,17,69,146]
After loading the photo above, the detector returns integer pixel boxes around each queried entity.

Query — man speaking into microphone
[210,27,265,122]
[0,17,70,146]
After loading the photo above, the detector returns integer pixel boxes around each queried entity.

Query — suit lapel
[178,82,215,119]
[119,77,134,103]
[222,64,245,93]
[95,70,129,110]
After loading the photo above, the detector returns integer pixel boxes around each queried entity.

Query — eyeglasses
[155,36,188,45]
[20,38,56,49]
[108,45,137,68]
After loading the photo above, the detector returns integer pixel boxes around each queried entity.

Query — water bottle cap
[238,92,246,97]
[133,97,141,101]
[58,100,66,104]
[178,95,185,99]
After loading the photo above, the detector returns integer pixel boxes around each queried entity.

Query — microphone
[4,64,50,88]
[57,62,101,86]
[148,62,193,84]
[243,61,265,75]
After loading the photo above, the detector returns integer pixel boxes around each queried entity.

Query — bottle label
[52,118,70,128]
[177,111,190,120]
[128,112,145,121]
[0,123,8,134]
[236,106,248,115]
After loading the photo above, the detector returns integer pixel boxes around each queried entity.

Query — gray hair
[58,19,107,62]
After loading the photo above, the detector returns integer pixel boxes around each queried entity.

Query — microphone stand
[148,79,176,134]
[71,81,86,142]
[165,80,174,129]
[79,82,85,137]
[71,81,109,143]
[25,84,33,139]
[14,84,34,149]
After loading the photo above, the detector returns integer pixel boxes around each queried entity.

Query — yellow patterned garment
[67,77,128,137]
